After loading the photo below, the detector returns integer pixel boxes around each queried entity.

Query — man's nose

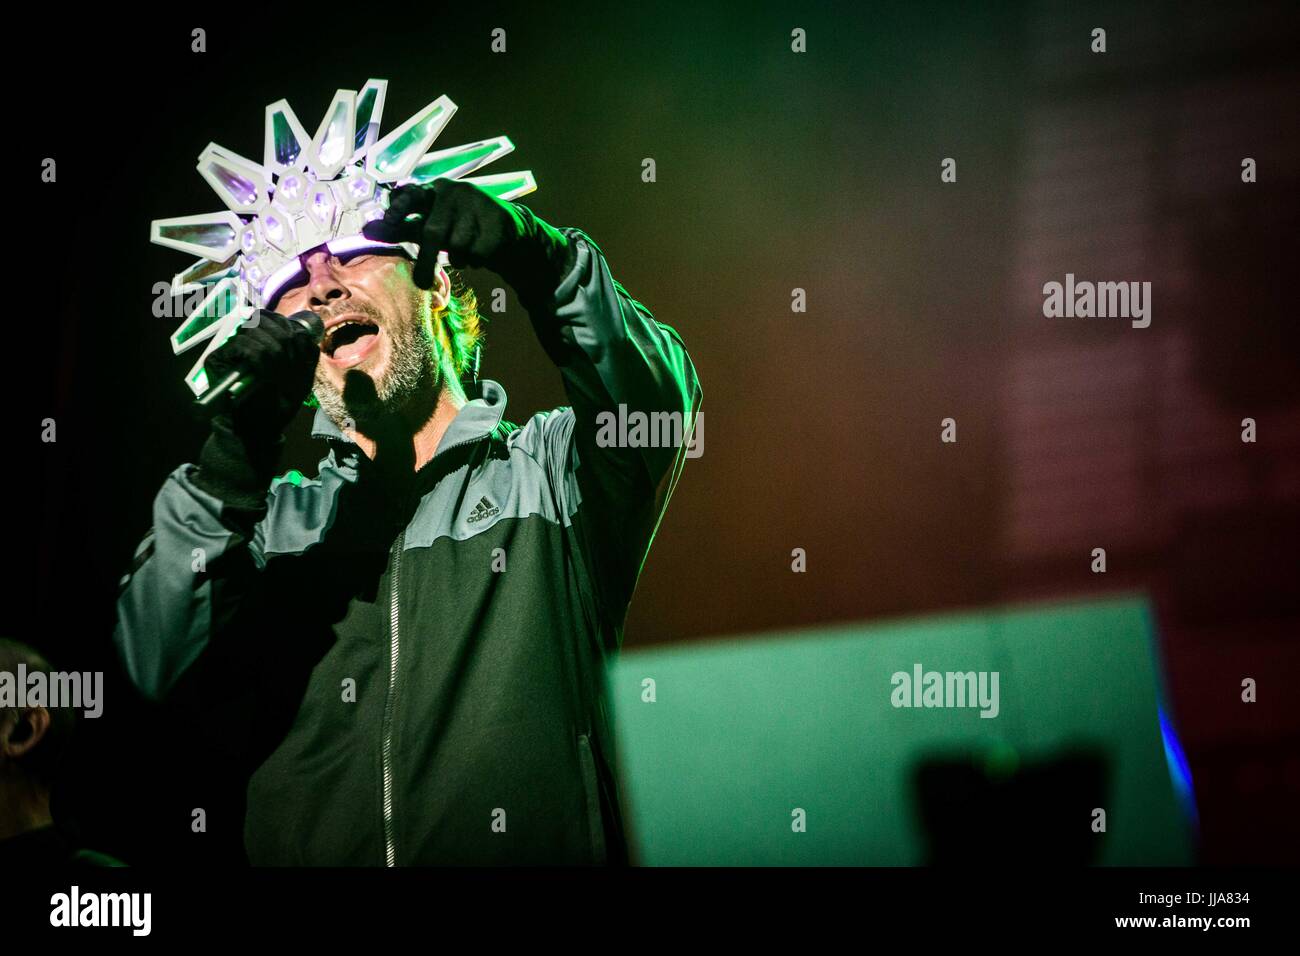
[301,252,350,308]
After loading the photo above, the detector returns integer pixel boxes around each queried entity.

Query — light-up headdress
[150,79,536,396]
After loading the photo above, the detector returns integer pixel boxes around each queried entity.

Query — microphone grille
[286,310,325,343]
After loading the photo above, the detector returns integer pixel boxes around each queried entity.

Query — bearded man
[113,81,701,865]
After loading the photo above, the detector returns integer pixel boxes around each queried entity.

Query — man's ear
[0,707,50,759]
[430,265,451,310]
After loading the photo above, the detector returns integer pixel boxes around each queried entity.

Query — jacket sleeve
[112,452,373,706]
[528,227,702,631]
[112,463,277,703]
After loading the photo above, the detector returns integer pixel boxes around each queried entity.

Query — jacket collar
[311,378,508,457]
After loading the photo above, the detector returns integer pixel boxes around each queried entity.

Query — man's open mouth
[323,318,381,365]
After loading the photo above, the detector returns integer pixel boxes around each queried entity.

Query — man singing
[113,80,701,865]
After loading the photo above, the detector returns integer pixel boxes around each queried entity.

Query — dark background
[23,1,1300,864]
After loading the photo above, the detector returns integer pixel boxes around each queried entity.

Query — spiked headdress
[150,80,535,395]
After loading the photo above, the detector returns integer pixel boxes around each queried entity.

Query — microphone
[195,310,324,410]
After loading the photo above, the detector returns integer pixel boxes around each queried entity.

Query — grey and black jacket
[112,226,701,865]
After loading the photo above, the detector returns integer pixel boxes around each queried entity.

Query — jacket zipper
[377,430,489,867]
[381,528,405,866]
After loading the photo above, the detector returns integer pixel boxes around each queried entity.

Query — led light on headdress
[151,79,537,396]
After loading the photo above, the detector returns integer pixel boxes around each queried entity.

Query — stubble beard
[312,290,442,433]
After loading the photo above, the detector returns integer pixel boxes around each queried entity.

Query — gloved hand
[361,178,577,309]
[192,310,320,511]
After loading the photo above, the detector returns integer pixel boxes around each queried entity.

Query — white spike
[401,135,516,185]
[264,99,312,174]
[458,170,537,202]
[366,95,458,183]
[308,90,357,181]
[185,307,252,397]
[151,211,245,261]
[349,79,389,165]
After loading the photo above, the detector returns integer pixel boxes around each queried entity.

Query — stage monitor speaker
[607,595,1195,865]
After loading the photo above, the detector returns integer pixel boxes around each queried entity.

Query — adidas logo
[466,495,501,525]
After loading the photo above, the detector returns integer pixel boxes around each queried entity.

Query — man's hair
[0,639,75,789]
[441,268,483,380]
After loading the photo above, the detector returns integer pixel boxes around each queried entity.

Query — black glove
[361,179,577,309]
[191,310,319,511]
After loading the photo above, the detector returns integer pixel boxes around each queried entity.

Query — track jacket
[112,225,701,865]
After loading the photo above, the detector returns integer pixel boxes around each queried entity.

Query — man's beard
[312,291,442,432]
